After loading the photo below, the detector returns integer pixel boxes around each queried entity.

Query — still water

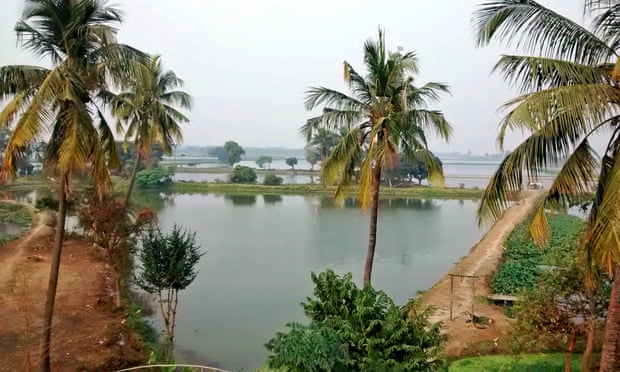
[152,193,487,371]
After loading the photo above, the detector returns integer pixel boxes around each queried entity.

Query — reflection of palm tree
[473,2,620,369]
[302,29,452,286]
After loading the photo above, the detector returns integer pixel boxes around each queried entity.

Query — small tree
[230,165,257,184]
[263,173,283,185]
[305,145,320,171]
[136,225,203,343]
[286,157,298,171]
[78,191,155,307]
[224,141,245,166]
[256,155,273,169]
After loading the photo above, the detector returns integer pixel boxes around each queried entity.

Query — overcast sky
[0,0,587,154]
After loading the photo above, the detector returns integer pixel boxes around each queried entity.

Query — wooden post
[471,277,476,319]
[449,274,454,321]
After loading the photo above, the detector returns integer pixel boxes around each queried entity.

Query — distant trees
[305,145,321,171]
[230,165,257,184]
[310,128,341,160]
[224,141,245,166]
[386,153,443,185]
[286,157,298,170]
[207,146,228,163]
[136,167,172,188]
[256,155,273,169]
[302,29,451,287]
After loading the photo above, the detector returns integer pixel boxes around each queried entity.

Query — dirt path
[0,209,145,371]
[421,190,541,356]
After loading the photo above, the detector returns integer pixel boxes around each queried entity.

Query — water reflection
[224,194,257,206]
[262,194,283,204]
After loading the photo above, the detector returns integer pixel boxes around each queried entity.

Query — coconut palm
[473,1,620,370]
[0,1,145,370]
[302,29,452,287]
[110,55,191,209]
[310,127,340,160]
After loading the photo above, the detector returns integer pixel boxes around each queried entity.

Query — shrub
[263,173,283,186]
[266,270,446,371]
[136,166,172,188]
[230,165,257,184]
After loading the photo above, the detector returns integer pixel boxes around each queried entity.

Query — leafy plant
[136,166,172,188]
[266,270,446,371]
[230,165,257,184]
[263,173,283,186]
[136,225,203,344]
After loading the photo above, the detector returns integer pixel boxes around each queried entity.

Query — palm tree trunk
[363,162,382,287]
[565,328,576,372]
[123,152,141,211]
[600,268,620,372]
[38,173,68,372]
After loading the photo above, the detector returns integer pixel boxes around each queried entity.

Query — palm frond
[0,65,49,98]
[493,55,610,93]
[474,0,615,63]
[304,87,365,112]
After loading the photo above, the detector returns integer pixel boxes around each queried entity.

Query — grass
[449,353,584,371]
[0,202,32,227]
[171,182,484,199]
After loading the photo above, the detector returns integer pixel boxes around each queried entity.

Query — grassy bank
[171,182,484,199]
[0,202,32,227]
[449,353,585,371]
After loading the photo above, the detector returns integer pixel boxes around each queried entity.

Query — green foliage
[386,153,443,185]
[266,323,349,371]
[491,213,584,295]
[305,145,321,170]
[448,353,585,372]
[224,140,245,166]
[266,270,446,371]
[230,165,257,184]
[0,202,31,227]
[136,166,172,189]
[256,155,273,169]
[136,224,203,342]
[263,173,284,186]
[207,146,228,163]
[285,157,298,170]
[136,225,203,293]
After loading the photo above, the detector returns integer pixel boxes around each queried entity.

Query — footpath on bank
[420,190,542,357]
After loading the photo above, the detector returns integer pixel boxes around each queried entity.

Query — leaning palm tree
[110,55,191,209]
[302,29,452,287]
[474,1,620,370]
[0,1,145,370]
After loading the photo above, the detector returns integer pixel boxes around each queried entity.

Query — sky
[0,0,588,155]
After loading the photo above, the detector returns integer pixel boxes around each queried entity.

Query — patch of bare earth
[0,212,146,371]
[420,191,541,358]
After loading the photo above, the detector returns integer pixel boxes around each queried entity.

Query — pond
[151,193,487,371]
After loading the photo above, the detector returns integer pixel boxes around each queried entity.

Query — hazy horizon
[0,1,589,155]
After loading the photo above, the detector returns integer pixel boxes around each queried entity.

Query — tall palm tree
[310,127,340,160]
[0,1,145,370]
[302,29,452,287]
[110,55,191,209]
[473,1,620,370]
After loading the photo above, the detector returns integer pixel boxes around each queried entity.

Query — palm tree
[473,1,620,370]
[111,55,191,209]
[0,1,145,370]
[302,29,452,287]
[310,127,340,160]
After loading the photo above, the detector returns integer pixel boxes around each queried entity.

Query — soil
[0,210,146,371]
[420,190,542,358]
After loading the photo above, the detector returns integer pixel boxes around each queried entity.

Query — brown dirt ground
[420,190,542,358]
[0,211,146,371]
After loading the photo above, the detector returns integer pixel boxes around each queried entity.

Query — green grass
[0,202,32,227]
[449,353,583,371]
[171,182,484,199]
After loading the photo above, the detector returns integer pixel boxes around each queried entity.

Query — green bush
[0,203,32,227]
[266,270,446,371]
[230,165,257,184]
[263,173,283,186]
[136,166,172,189]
